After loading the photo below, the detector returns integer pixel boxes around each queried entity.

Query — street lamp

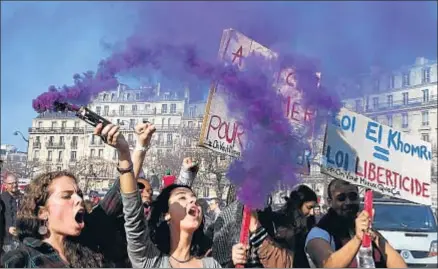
[13,130,30,178]
[13,131,29,143]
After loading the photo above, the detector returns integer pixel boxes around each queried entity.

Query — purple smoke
[31,1,434,207]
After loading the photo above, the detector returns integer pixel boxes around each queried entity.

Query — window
[387,115,393,127]
[58,151,63,161]
[74,121,79,128]
[38,121,43,128]
[162,104,168,114]
[355,100,362,112]
[157,149,163,156]
[103,93,108,101]
[51,121,57,129]
[422,67,431,83]
[158,134,163,145]
[104,106,109,116]
[145,104,150,111]
[49,136,54,145]
[126,93,131,100]
[70,151,77,161]
[168,118,171,127]
[402,72,410,87]
[422,89,429,103]
[162,118,165,126]
[136,93,140,100]
[402,113,408,128]
[132,105,137,112]
[188,121,194,128]
[422,134,430,142]
[61,121,67,129]
[60,136,64,145]
[421,111,429,126]
[189,107,197,117]
[128,133,134,143]
[170,104,177,114]
[98,149,103,157]
[373,79,380,91]
[167,134,173,145]
[96,106,101,115]
[372,97,379,110]
[48,151,53,161]
[34,150,40,159]
[119,105,125,116]
[35,136,40,143]
[90,149,95,157]
[387,95,393,107]
[402,92,409,105]
[57,166,62,171]
[91,135,95,145]
[389,75,395,89]
[111,93,115,100]
[130,119,135,128]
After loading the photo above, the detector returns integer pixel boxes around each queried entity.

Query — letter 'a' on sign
[321,108,432,206]
[199,28,322,175]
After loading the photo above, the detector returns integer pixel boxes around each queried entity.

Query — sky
[1,1,437,151]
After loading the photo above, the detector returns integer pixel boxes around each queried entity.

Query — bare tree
[1,159,45,178]
[68,157,117,193]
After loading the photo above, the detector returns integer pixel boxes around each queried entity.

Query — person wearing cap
[0,172,20,253]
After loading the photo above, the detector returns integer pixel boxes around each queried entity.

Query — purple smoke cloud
[31,1,434,207]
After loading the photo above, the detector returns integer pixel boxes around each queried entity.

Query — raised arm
[94,123,158,268]
[132,122,156,180]
[176,157,199,186]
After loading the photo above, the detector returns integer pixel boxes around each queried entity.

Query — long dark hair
[15,171,106,267]
[148,184,210,257]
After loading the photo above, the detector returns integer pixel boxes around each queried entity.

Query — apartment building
[27,83,202,191]
[340,57,438,208]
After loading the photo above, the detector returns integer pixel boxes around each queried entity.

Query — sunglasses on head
[336,192,359,202]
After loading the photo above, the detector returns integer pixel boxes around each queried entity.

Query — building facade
[340,57,438,208]
[27,83,204,192]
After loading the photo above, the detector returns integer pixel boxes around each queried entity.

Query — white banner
[199,28,320,174]
[321,108,432,205]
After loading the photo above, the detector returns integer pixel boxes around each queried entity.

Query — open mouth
[188,206,199,217]
[74,209,85,224]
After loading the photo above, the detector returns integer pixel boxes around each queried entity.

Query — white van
[370,198,437,268]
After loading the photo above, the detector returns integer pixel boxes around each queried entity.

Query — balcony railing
[29,127,84,133]
[46,142,66,149]
[89,141,104,147]
[33,142,41,149]
[102,109,184,117]
[356,96,437,114]
[69,158,77,163]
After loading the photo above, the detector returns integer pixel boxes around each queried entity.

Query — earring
[38,219,48,235]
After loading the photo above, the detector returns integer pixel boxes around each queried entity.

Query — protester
[0,123,133,268]
[119,121,222,268]
[270,184,318,268]
[0,196,5,256]
[305,179,407,268]
[213,199,294,268]
[137,178,153,219]
[209,198,222,222]
[1,172,20,253]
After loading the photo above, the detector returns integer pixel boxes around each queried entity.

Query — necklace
[170,255,193,264]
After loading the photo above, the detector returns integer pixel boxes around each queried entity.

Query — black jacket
[0,192,18,244]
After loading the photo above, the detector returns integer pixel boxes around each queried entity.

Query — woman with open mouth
[1,123,135,268]
[121,122,221,268]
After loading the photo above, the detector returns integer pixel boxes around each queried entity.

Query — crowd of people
[0,122,408,268]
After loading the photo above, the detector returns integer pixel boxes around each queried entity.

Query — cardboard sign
[199,29,320,174]
[321,108,432,205]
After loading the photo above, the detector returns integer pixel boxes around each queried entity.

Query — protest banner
[321,108,432,205]
[199,28,320,174]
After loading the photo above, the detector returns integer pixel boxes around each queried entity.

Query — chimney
[415,57,427,66]
[156,82,161,97]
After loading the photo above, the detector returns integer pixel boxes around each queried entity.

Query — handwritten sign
[321,108,432,205]
[199,29,320,174]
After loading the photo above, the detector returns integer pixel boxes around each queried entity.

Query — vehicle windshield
[373,203,437,232]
